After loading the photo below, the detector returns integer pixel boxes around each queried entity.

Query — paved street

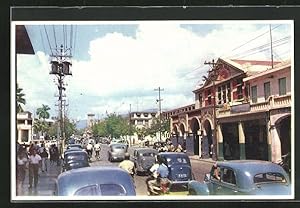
[17,144,214,197]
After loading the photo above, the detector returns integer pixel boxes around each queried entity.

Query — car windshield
[112,145,126,150]
[253,172,287,184]
[66,154,86,161]
[141,152,156,157]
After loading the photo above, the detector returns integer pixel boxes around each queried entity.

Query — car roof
[135,148,158,153]
[158,152,188,157]
[64,150,87,155]
[216,160,289,189]
[57,166,136,196]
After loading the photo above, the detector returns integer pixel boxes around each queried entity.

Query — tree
[146,116,170,139]
[16,84,26,113]
[33,119,48,139]
[36,104,50,120]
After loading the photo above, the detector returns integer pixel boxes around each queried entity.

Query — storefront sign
[230,103,250,113]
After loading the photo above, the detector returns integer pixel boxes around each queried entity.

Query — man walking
[118,153,135,178]
[38,143,48,172]
[28,149,41,189]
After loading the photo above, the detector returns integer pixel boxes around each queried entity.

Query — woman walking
[16,148,28,195]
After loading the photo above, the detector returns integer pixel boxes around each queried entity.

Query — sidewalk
[189,155,216,164]
[18,159,62,196]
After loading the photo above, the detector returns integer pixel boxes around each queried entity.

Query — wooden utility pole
[154,87,164,142]
[204,59,220,161]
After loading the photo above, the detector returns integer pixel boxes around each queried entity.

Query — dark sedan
[55,166,136,196]
[158,152,193,193]
[188,160,291,195]
[62,150,89,172]
[132,148,159,175]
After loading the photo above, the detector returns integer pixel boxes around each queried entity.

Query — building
[17,111,33,145]
[87,113,95,129]
[165,58,291,162]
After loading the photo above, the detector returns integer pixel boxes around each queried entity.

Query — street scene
[13,18,292,200]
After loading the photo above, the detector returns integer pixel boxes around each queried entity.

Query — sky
[15,20,292,121]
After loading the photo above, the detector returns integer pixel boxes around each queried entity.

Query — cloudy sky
[15,20,292,121]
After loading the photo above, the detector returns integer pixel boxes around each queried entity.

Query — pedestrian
[16,148,28,195]
[146,156,160,195]
[28,149,42,189]
[94,142,101,160]
[118,153,135,178]
[86,143,93,159]
[38,143,49,172]
[175,144,183,152]
[28,142,36,156]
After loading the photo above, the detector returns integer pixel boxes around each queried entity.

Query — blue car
[188,160,291,195]
[157,152,193,192]
[56,166,136,196]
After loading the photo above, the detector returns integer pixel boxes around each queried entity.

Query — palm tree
[16,84,26,113]
[36,104,51,120]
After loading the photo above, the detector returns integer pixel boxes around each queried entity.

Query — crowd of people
[16,141,60,195]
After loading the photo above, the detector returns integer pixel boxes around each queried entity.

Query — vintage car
[108,143,128,162]
[132,148,159,175]
[157,152,193,194]
[62,150,89,172]
[55,166,136,196]
[188,160,291,195]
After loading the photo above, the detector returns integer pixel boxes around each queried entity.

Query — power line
[39,26,47,54]
[43,25,53,56]
[52,25,58,51]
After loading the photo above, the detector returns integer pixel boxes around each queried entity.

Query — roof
[135,148,159,153]
[16,25,34,54]
[57,166,136,196]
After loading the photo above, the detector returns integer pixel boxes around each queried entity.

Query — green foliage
[92,113,131,138]
[36,104,50,120]
[16,84,26,113]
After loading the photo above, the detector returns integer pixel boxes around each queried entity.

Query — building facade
[17,111,33,145]
[165,58,292,162]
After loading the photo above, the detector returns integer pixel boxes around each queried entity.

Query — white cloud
[17,21,291,119]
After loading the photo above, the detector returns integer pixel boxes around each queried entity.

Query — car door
[207,166,223,195]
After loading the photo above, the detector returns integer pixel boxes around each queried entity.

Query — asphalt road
[89,144,213,196]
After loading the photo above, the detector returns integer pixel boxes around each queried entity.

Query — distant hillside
[76,120,87,129]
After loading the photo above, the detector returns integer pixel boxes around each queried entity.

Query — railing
[217,94,291,117]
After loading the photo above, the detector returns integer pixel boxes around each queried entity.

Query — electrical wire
[39,26,47,54]
[43,25,53,56]
[52,25,58,52]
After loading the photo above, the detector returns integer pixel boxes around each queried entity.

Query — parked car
[55,166,136,196]
[188,160,291,195]
[108,143,128,162]
[132,148,159,175]
[62,150,89,172]
[157,152,193,194]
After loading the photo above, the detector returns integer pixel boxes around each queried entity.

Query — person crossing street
[28,149,42,189]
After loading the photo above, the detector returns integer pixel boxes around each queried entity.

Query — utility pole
[154,87,164,142]
[50,44,72,155]
[204,59,221,161]
[129,103,132,146]
[269,24,274,69]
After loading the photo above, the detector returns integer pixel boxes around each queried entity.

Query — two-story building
[165,58,291,162]
[17,111,33,145]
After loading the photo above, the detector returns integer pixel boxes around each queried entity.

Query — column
[217,124,224,161]
[238,122,246,160]
[202,129,209,159]
[269,125,282,162]
[197,130,202,158]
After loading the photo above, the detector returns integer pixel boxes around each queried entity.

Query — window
[207,89,212,105]
[264,82,271,100]
[74,185,99,196]
[199,93,202,107]
[251,86,257,103]
[217,86,222,105]
[236,79,243,99]
[221,168,236,185]
[99,184,126,196]
[279,77,286,95]
[254,172,287,184]
[227,83,231,102]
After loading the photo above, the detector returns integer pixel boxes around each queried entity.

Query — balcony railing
[217,94,291,117]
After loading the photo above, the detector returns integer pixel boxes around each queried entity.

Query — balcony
[217,94,291,118]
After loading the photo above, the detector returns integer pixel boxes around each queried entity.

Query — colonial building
[165,58,292,162]
[17,111,33,145]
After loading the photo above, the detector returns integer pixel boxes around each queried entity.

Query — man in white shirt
[146,156,160,195]
[28,149,42,189]
[86,143,93,158]
[94,142,101,159]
